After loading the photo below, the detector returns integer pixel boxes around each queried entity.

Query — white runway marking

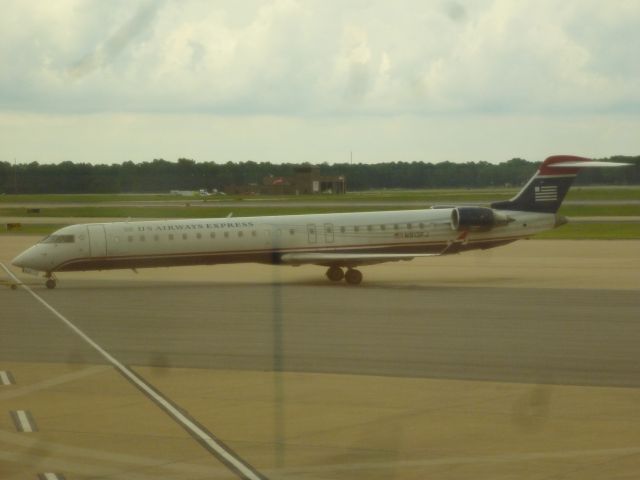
[38,473,65,480]
[0,262,266,480]
[0,370,15,385]
[0,366,108,401]
[10,410,38,433]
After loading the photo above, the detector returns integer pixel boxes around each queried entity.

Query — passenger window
[210,232,216,239]
[139,235,145,241]
[289,229,294,235]
[238,231,243,237]
[154,234,159,241]
[169,234,174,240]
[367,225,373,232]
[252,231,257,237]
[394,224,399,230]
[196,233,202,239]
[354,226,360,232]
[224,231,229,238]
[128,236,133,242]
[182,233,188,240]
[419,222,425,229]
[340,226,346,233]
[407,223,412,230]
[381,225,386,231]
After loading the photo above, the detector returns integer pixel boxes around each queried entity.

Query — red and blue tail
[491,155,628,213]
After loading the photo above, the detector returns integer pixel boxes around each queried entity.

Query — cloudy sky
[0,0,638,165]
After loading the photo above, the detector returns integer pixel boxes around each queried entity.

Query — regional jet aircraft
[11,156,627,288]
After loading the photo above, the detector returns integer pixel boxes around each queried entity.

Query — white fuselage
[12,208,555,274]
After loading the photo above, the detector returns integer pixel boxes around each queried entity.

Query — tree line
[1,156,638,194]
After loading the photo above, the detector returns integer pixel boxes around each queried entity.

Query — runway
[2,280,639,388]
[1,236,640,479]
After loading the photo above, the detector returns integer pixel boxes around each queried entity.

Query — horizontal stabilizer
[548,161,629,168]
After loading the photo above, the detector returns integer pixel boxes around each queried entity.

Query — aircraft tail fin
[490,155,629,213]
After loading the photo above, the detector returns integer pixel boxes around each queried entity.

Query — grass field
[566,186,640,201]
[534,223,640,240]
[0,193,187,203]
[1,186,639,204]
[0,205,399,218]
[558,204,640,216]
[1,224,64,235]
[1,203,640,219]
[1,188,639,239]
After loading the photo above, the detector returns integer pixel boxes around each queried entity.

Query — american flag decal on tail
[534,184,558,202]
[491,156,628,213]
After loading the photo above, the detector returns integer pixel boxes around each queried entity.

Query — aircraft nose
[12,251,28,268]
[12,249,36,269]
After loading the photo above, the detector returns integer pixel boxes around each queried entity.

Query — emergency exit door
[307,224,317,244]
[324,223,334,243]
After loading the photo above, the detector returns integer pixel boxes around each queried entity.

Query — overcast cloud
[0,0,638,164]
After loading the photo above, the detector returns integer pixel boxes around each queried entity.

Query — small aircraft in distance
[11,155,628,289]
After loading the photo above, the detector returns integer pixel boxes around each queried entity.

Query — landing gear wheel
[45,278,57,290]
[344,269,363,285]
[326,266,344,282]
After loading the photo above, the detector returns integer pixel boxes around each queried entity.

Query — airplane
[11,155,628,289]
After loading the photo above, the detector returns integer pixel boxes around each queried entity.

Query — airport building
[224,166,346,195]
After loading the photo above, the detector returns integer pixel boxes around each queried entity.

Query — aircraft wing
[280,252,442,267]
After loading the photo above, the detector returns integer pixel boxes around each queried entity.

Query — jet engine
[451,207,513,231]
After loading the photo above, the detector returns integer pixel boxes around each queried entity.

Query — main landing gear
[45,273,57,290]
[325,266,363,285]
[326,266,344,282]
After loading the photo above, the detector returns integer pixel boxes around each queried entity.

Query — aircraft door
[324,223,334,243]
[307,224,317,244]
[88,225,107,257]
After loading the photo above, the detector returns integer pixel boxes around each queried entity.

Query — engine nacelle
[451,207,513,231]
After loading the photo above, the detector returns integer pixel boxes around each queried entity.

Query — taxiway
[1,236,639,479]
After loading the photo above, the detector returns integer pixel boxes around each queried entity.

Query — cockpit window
[41,234,75,244]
